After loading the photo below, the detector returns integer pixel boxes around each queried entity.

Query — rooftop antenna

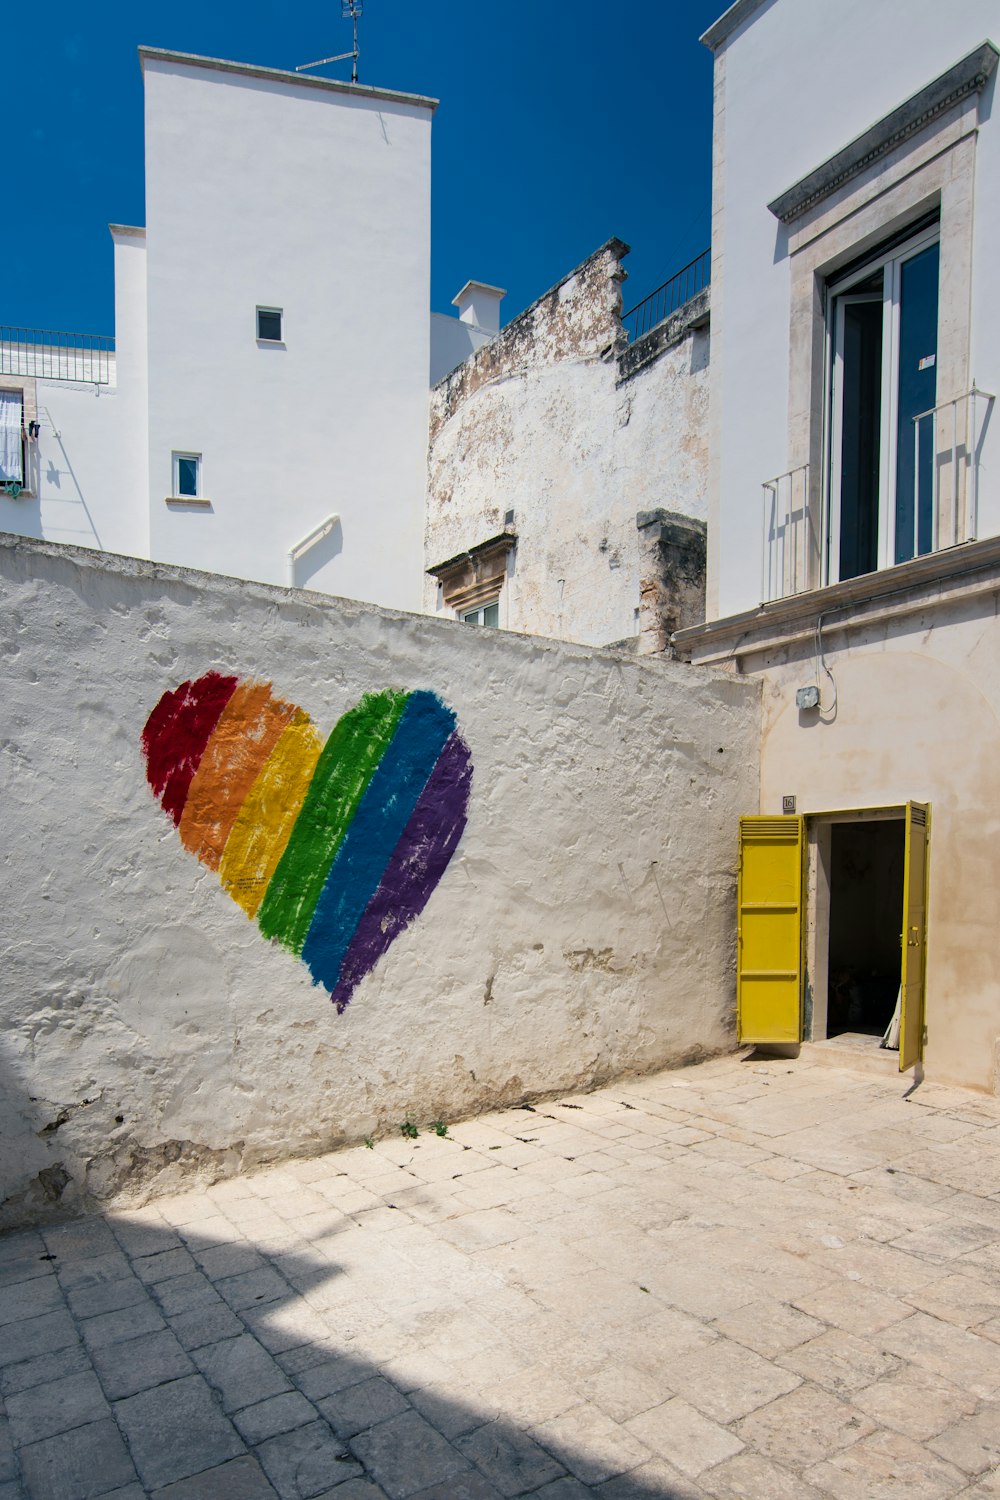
[296,0,364,84]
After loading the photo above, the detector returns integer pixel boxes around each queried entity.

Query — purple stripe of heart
[329,730,473,1013]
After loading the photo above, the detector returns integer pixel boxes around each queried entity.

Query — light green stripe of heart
[257,688,410,954]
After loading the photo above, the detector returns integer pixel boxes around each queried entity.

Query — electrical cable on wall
[815,611,838,720]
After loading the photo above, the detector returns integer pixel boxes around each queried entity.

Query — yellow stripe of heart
[219,708,324,919]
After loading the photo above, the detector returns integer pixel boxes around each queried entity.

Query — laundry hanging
[0,391,23,485]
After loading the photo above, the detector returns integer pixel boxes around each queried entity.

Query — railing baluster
[1,325,114,384]
[622,248,711,344]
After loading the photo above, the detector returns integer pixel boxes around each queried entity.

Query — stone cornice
[674,535,1000,663]
[768,42,999,225]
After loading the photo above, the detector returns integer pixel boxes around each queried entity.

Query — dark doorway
[827,819,905,1037]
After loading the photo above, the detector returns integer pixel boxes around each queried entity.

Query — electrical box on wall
[796,685,820,710]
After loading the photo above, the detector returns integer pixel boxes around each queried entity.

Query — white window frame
[0,388,25,491]
[461,599,500,628]
[823,222,940,585]
[172,451,202,500]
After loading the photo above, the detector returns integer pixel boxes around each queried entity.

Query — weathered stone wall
[0,533,759,1226]
[425,242,711,649]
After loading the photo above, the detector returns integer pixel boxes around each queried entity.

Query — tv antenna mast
[297,1,364,84]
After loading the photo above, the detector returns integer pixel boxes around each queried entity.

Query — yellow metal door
[899,801,930,1072]
[737,816,805,1044]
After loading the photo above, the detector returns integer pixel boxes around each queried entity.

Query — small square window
[257,307,283,342]
[173,452,201,498]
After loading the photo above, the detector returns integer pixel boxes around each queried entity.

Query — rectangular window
[173,452,201,498]
[462,601,499,627]
[826,223,940,582]
[257,307,283,343]
[0,389,24,487]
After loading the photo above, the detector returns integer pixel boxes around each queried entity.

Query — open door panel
[899,801,930,1072]
[737,816,805,1045]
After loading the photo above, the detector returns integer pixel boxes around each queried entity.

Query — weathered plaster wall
[717,583,1000,1095]
[0,532,759,1227]
[425,243,710,648]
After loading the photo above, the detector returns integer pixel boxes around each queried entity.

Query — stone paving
[2,1049,1000,1500]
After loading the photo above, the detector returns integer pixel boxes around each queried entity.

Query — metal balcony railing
[911,385,994,552]
[1,326,114,385]
[621,249,711,343]
[760,387,996,603]
[761,464,816,603]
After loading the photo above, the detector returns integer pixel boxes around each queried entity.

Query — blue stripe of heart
[300,689,457,993]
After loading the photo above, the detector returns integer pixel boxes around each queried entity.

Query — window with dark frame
[256,307,283,343]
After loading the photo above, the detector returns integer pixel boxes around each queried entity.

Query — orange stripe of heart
[177,681,297,870]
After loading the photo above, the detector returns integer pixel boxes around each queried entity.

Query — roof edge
[108,224,146,239]
[137,46,439,112]
[700,0,769,51]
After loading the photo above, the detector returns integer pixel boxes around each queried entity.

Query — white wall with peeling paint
[0,532,758,1227]
[425,244,710,648]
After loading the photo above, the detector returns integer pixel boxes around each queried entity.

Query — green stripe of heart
[257,688,409,953]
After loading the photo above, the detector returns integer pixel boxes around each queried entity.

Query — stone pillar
[636,509,707,656]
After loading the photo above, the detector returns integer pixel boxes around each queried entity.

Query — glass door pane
[837,290,883,581]
[894,242,939,562]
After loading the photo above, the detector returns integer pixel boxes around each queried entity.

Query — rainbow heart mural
[141,673,472,1011]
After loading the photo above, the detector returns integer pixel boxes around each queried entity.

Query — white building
[0,48,487,610]
[677,0,1000,1093]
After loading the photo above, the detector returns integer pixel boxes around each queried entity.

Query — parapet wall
[0,533,759,1226]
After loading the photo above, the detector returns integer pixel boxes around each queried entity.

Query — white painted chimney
[452,280,506,335]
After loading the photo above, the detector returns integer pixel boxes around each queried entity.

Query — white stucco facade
[706,0,1000,620]
[685,0,1000,1095]
[0,531,758,1226]
[2,50,440,612]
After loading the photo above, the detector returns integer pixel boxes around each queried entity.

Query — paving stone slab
[80,1300,165,1351]
[805,1426,968,1499]
[777,1328,901,1396]
[1,1343,91,1398]
[149,1454,279,1498]
[699,1451,827,1499]
[0,1310,80,1368]
[113,1374,245,1490]
[56,1253,133,1292]
[17,1417,137,1500]
[734,1382,874,1467]
[255,1420,364,1498]
[928,1407,1000,1476]
[192,1334,291,1413]
[315,1375,411,1438]
[624,1398,742,1478]
[169,1302,245,1350]
[148,1272,221,1317]
[665,1339,801,1424]
[233,1393,320,1445]
[406,1476,505,1500]
[89,1329,194,1401]
[0,1275,67,1327]
[65,1275,150,1322]
[350,1410,470,1498]
[5,1370,110,1447]
[455,1419,566,1495]
[529,1403,652,1486]
[851,1364,979,1442]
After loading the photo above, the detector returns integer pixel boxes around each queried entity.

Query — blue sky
[5,0,725,336]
